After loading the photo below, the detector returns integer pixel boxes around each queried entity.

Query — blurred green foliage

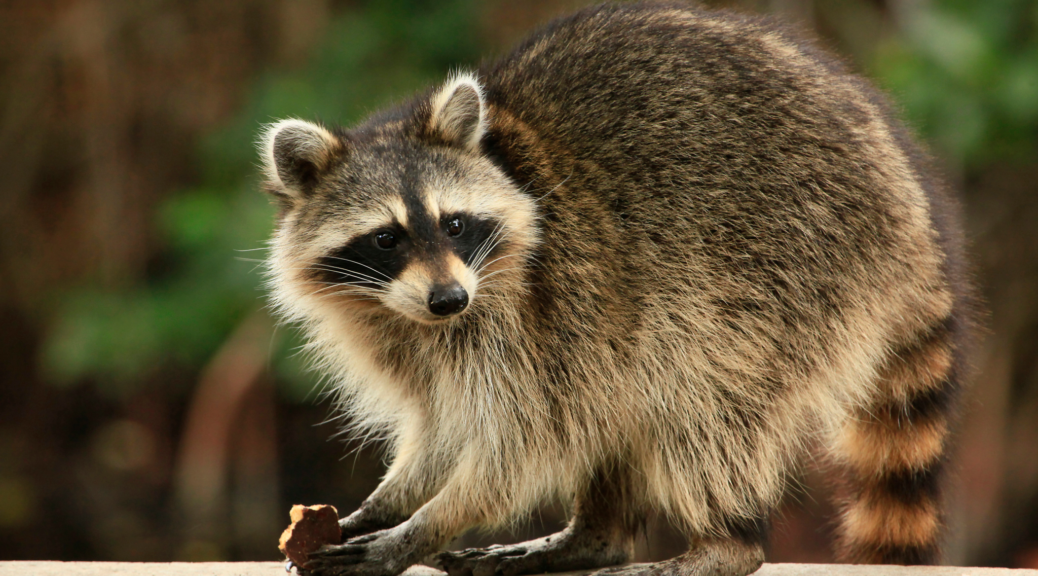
[41,0,481,399]
[871,0,1038,166]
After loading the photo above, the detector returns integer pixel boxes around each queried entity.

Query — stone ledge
[1,563,1035,576]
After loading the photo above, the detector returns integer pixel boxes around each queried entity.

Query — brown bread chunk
[279,504,341,568]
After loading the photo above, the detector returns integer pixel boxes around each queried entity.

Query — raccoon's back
[481,4,914,228]
[478,4,951,372]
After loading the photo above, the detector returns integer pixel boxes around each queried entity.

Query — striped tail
[832,315,964,564]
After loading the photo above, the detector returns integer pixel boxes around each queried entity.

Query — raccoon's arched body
[261,4,972,576]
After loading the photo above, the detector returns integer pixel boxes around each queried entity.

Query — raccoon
[260,4,973,576]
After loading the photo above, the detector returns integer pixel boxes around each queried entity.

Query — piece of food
[279,504,342,568]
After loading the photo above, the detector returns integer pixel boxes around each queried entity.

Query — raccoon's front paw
[338,507,404,540]
[305,524,424,576]
[437,526,631,576]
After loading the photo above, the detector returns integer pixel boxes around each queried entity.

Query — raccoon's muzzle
[428,283,469,316]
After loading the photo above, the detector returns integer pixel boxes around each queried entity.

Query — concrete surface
[1,563,1036,575]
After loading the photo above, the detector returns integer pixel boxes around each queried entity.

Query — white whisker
[321,256,394,281]
[532,169,573,203]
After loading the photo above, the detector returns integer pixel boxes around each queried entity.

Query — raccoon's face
[260,74,538,325]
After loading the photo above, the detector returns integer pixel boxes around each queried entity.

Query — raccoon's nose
[428,284,469,317]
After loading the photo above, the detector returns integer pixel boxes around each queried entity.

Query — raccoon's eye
[374,231,397,250]
[446,218,464,237]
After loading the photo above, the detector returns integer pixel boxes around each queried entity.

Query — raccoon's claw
[436,546,527,576]
[302,526,421,576]
[436,529,629,576]
[310,542,368,561]
[437,545,524,562]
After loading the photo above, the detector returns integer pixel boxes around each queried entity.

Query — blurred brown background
[0,0,1036,568]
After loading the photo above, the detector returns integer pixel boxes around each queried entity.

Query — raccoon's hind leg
[591,517,766,576]
[831,316,962,564]
[436,461,640,576]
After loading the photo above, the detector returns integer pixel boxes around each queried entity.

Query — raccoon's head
[260,73,538,326]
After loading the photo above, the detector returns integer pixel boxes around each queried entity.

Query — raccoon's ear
[259,119,343,199]
[427,72,485,152]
